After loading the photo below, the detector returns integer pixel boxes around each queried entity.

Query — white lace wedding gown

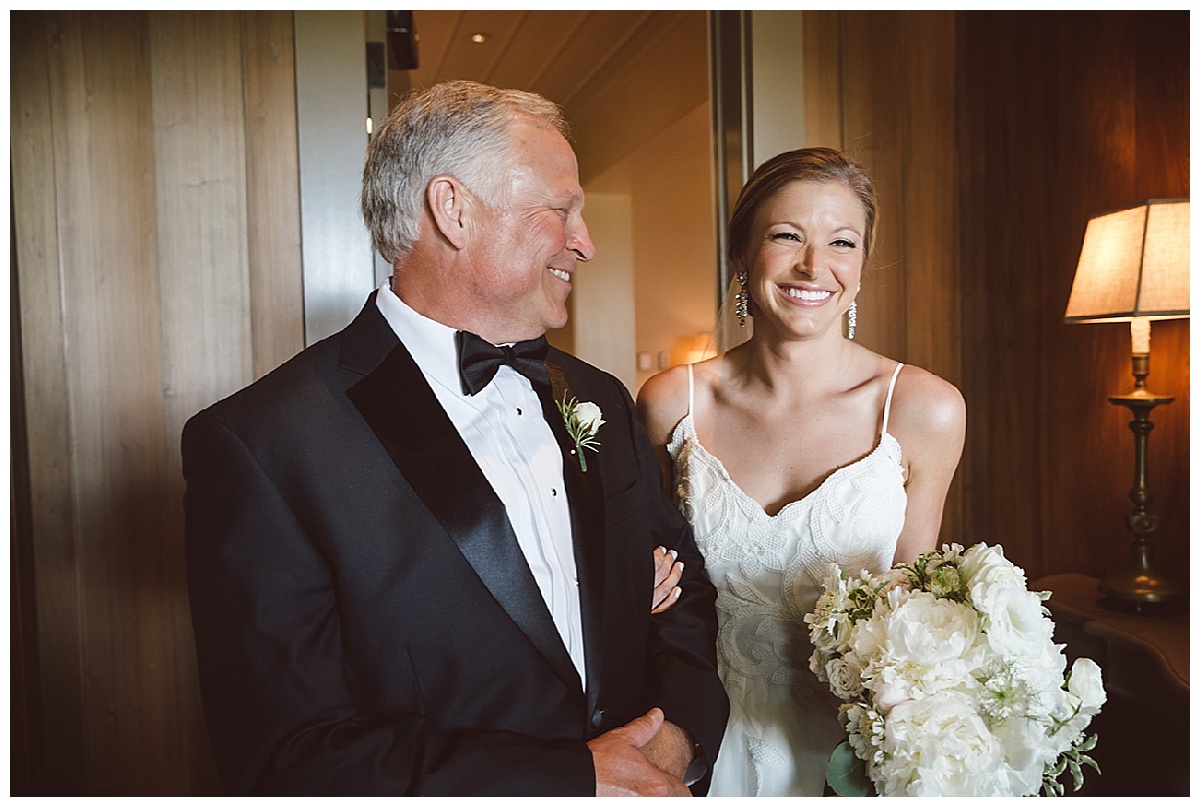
[667,363,908,796]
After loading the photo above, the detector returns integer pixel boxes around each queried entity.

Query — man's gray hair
[361,80,568,263]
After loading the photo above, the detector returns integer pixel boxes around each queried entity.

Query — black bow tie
[455,330,550,396]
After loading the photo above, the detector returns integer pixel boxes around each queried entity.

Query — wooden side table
[1033,573,1189,796]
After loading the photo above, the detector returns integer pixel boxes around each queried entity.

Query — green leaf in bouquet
[826,741,872,797]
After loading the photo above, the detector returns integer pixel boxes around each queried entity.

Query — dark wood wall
[957,11,1190,582]
[803,10,1188,583]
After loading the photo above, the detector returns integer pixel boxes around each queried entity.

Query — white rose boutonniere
[557,396,604,472]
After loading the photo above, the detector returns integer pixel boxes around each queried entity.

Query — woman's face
[737,180,867,341]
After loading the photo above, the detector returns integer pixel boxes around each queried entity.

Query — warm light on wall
[670,332,718,367]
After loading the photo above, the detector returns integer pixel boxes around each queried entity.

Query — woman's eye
[770,232,800,242]
[832,238,858,249]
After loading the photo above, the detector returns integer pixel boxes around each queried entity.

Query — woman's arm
[887,367,967,565]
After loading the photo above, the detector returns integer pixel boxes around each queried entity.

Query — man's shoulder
[188,335,337,432]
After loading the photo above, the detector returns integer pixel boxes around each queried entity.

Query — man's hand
[651,546,683,614]
[638,718,695,782]
[589,708,691,796]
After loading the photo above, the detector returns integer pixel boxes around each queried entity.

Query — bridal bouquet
[805,543,1105,797]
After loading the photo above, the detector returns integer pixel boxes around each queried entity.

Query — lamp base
[1098,569,1187,614]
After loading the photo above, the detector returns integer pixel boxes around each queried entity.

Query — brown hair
[727,147,878,264]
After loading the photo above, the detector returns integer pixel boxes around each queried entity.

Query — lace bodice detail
[666,363,907,795]
[668,412,905,689]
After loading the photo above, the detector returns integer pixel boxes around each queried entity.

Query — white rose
[960,543,1027,601]
[826,655,865,701]
[976,584,1055,659]
[574,401,604,433]
[1067,657,1106,714]
[875,690,1008,796]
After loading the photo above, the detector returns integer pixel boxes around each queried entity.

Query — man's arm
[614,381,730,793]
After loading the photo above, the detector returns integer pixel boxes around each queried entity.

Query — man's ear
[427,175,470,250]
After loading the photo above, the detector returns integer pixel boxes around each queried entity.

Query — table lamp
[1063,198,1189,612]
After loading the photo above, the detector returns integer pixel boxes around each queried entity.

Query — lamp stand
[1099,353,1186,613]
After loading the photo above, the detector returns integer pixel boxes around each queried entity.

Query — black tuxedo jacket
[182,295,728,795]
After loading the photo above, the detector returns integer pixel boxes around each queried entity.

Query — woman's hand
[651,546,684,613]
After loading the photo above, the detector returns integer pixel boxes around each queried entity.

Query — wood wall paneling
[241,12,305,379]
[957,11,1189,581]
[12,11,89,795]
[12,11,302,794]
[838,11,910,369]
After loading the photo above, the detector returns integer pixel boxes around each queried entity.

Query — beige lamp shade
[1064,198,1190,323]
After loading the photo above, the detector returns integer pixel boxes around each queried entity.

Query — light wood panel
[241,12,305,378]
[12,11,303,794]
[11,11,88,795]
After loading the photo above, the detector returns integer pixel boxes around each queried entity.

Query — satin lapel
[542,361,607,714]
[348,341,583,698]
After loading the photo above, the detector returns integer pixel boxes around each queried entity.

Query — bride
[638,147,966,796]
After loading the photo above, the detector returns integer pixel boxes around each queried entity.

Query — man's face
[466,119,595,341]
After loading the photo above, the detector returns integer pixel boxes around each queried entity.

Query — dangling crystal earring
[735,272,750,327]
[847,300,858,340]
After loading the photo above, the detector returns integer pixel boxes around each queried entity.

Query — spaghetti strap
[686,363,696,418]
[881,363,904,434]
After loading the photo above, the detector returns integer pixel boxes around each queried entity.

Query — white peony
[875,691,1008,796]
[857,590,984,708]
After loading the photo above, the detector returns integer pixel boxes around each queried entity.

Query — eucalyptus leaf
[826,741,873,797]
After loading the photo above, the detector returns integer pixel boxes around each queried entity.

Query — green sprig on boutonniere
[557,396,604,472]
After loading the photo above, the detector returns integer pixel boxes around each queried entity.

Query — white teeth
[550,268,570,282]
[784,287,831,301]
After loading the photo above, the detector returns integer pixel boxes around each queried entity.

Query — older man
[183,80,728,796]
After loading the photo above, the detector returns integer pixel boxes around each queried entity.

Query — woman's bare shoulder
[637,356,725,446]
[636,364,692,446]
[890,362,966,441]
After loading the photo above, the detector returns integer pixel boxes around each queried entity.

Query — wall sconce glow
[671,332,718,367]
[366,117,374,136]
[470,33,488,44]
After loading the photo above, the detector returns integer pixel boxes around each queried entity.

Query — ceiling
[384,10,712,184]
[393,10,658,108]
